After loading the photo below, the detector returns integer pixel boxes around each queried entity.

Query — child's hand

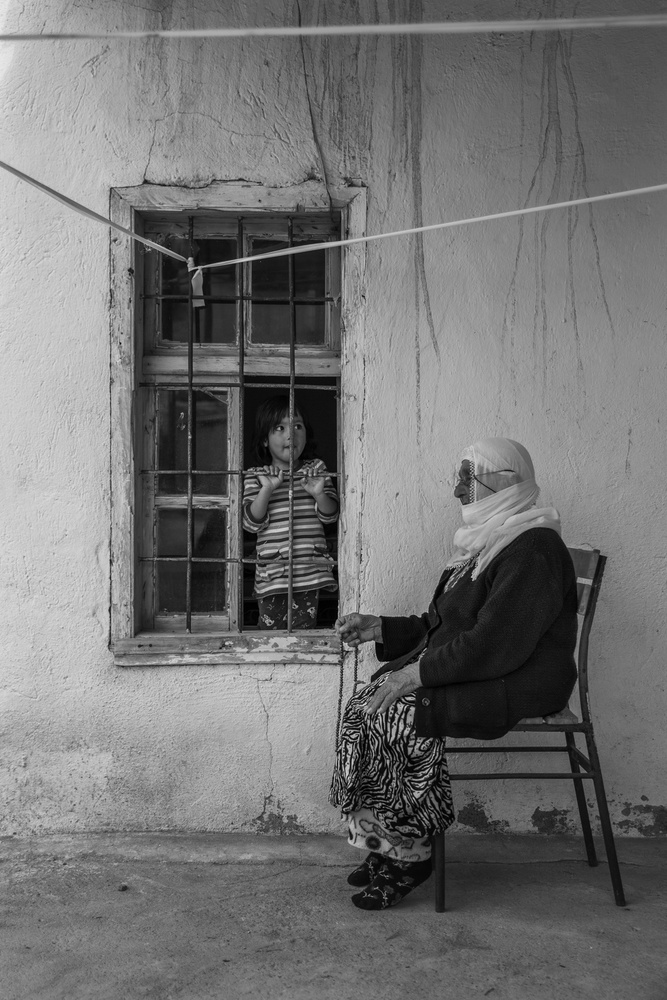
[299,467,326,497]
[257,466,284,491]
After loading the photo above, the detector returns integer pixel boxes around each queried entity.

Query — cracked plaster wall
[1,0,666,837]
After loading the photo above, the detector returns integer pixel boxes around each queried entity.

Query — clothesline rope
[197,182,667,271]
[0,159,186,260]
[3,14,667,42]
[2,158,666,270]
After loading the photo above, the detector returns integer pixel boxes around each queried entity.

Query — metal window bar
[146,557,337,565]
[287,217,295,633]
[141,383,340,392]
[146,294,333,305]
[144,469,341,477]
[236,218,245,634]
[185,216,195,632]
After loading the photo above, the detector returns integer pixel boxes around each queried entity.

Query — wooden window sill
[112,630,343,667]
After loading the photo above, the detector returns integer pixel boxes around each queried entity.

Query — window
[140,211,340,633]
[110,183,366,665]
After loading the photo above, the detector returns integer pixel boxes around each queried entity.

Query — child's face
[265,413,307,468]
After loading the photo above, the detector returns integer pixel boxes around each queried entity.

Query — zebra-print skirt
[329,674,454,843]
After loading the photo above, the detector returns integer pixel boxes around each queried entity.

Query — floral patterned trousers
[257,589,320,629]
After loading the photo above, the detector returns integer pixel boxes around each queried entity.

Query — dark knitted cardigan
[371,527,578,740]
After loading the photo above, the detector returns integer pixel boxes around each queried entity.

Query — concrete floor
[1,833,666,1000]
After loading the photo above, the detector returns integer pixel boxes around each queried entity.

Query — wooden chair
[432,546,626,912]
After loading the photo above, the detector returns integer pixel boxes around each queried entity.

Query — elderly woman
[330,438,578,910]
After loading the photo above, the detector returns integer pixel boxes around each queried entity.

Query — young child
[243,395,339,629]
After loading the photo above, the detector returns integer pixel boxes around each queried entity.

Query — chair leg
[432,832,446,912]
[585,731,627,907]
[565,732,598,866]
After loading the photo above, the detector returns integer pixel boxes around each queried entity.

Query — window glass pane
[251,303,326,346]
[251,303,291,345]
[156,563,186,614]
[251,240,327,301]
[160,298,237,344]
[156,508,227,614]
[251,241,289,301]
[159,239,238,344]
[160,299,189,342]
[249,238,328,345]
[199,240,237,298]
[162,252,190,295]
[157,389,228,495]
[197,302,237,345]
[157,508,227,558]
[142,252,160,348]
[294,246,326,298]
[295,305,325,345]
[191,559,227,614]
[143,293,158,348]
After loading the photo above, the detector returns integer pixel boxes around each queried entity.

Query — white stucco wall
[1,0,666,838]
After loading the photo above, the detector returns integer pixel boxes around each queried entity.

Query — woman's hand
[256,466,284,491]
[364,661,422,715]
[335,613,382,647]
[299,467,326,498]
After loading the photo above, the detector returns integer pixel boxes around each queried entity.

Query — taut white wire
[197,182,667,271]
[3,14,667,42]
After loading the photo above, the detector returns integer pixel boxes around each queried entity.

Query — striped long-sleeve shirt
[242,459,339,597]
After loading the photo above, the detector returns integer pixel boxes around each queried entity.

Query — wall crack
[295,0,333,214]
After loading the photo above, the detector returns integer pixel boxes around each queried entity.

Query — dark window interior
[242,376,339,629]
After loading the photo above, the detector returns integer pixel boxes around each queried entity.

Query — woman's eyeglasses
[455,467,517,494]
[471,469,517,493]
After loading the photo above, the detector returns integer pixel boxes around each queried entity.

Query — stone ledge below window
[112,630,343,667]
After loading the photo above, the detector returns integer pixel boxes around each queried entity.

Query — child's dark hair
[251,395,316,464]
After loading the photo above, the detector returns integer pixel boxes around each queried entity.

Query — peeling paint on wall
[618,802,667,837]
[457,799,509,834]
[252,794,307,835]
[531,807,573,835]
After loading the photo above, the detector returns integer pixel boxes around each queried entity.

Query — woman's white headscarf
[446,438,561,580]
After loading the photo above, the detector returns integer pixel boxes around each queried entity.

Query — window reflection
[158,239,238,344]
[156,508,227,614]
[157,389,228,495]
[250,240,327,345]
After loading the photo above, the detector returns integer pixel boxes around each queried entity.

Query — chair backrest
[566,546,606,724]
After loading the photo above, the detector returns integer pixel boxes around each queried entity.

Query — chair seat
[518,706,580,726]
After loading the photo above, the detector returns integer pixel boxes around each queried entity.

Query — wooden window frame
[109,182,366,667]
